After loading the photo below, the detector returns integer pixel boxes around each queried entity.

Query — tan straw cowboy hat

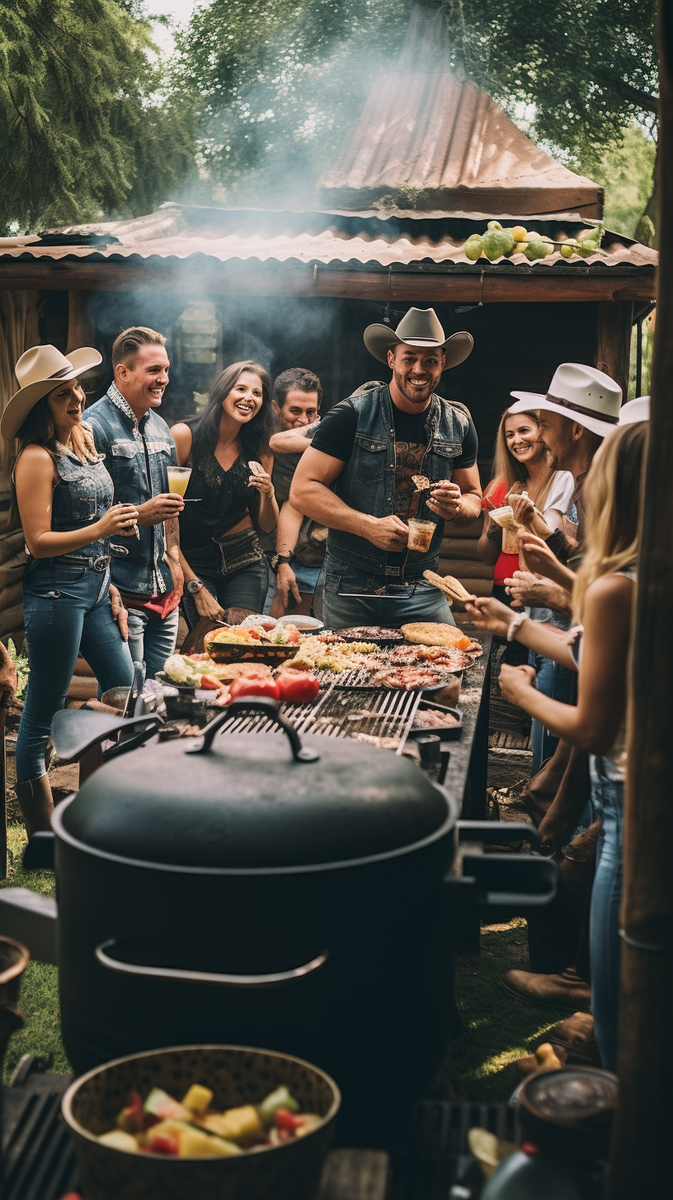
[509,363,622,438]
[1,344,102,440]
[364,307,473,367]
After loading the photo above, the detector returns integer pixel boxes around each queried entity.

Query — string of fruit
[464,219,605,262]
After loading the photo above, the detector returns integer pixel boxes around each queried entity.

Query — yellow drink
[167,466,191,496]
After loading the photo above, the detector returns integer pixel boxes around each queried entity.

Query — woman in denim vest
[1,345,138,837]
[172,360,278,626]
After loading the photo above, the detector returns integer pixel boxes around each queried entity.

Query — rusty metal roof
[0,206,656,274]
[319,74,603,218]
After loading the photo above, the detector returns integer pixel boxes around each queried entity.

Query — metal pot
[0,700,556,1142]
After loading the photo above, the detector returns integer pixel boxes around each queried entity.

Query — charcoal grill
[220,681,423,753]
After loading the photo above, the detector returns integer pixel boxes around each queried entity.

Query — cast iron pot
[0,700,556,1143]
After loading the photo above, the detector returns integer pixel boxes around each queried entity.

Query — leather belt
[30,554,111,573]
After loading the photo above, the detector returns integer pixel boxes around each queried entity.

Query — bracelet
[506,612,527,642]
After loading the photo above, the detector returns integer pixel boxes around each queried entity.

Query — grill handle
[186,697,320,763]
[94,939,328,989]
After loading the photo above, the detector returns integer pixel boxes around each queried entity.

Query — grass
[1,823,69,1081]
[1,825,566,1100]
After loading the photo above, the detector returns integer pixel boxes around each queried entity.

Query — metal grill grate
[218,682,423,753]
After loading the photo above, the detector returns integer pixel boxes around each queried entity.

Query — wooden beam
[596,301,633,399]
[66,291,95,353]
[607,3,673,1197]
[0,259,656,304]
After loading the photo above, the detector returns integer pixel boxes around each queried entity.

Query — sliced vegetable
[229,676,280,702]
[257,1085,300,1126]
[275,1108,305,1133]
[143,1087,190,1122]
[275,671,320,704]
[98,1129,139,1153]
[182,1084,214,1115]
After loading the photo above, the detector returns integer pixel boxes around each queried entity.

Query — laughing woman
[2,346,138,836]
[171,361,278,626]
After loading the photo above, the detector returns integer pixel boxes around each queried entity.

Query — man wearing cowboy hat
[291,307,481,628]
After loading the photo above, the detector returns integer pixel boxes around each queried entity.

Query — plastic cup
[167,466,192,496]
[407,518,435,552]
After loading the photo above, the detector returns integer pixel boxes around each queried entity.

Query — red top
[482,479,519,585]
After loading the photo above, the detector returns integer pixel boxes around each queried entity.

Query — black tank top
[180,448,258,554]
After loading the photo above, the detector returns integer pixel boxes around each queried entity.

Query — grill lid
[63,700,452,869]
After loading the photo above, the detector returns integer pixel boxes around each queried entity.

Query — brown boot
[502,966,591,1012]
[536,1012,601,1065]
[15,776,54,839]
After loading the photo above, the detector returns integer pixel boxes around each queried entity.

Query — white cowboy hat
[509,363,622,437]
[364,307,473,368]
[1,344,102,441]
[618,395,650,425]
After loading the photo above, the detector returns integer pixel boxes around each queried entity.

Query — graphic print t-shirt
[311,394,478,521]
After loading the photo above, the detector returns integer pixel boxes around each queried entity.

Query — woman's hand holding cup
[98,503,139,538]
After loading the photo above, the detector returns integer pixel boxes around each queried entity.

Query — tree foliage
[0,0,196,232]
[175,0,658,206]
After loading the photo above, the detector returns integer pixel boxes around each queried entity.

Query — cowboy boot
[501,965,591,1012]
[535,1012,601,1066]
[14,775,54,839]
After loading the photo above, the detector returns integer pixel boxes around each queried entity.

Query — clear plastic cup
[167,466,192,496]
[407,518,436,552]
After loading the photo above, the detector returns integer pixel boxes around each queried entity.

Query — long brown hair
[486,407,555,508]
[10,385,100,527]
[190,360,273,469]
[573,421,647,620]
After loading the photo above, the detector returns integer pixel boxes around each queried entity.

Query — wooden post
[607,3,673,1196]
[595,301,633,399]
[66,290,95,353]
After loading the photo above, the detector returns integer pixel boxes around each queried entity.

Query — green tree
[575,123,657,237]
[0,0,196,232]
[175,0,659,211]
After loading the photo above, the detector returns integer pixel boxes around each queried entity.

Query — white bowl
[275,615,324,631]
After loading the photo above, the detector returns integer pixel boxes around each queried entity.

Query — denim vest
[85,393,176,595]
[329,385,472,578]
[51,448,115,560]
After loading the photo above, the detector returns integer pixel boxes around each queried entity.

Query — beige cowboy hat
[509,362,622,438]
[1,344,102,440]
[364,307,474,367]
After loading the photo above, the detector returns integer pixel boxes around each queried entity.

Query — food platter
[408,700,463,740]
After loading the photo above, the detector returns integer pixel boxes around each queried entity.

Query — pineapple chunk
[200,1104,264,1144]
[181,1084,214,1116]
[98,1129,139,1153]
[177,1126,242,1158]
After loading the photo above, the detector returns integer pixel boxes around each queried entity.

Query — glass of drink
[407,518,436,552]
[167,466,192,497]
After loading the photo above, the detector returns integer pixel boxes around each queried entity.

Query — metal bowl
[62,1043,340,1200]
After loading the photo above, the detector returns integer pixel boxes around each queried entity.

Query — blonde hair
[112,326,166,368]
[486,408,555,509]
[572,421,647,621]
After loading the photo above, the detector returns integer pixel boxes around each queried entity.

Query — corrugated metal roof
[318,72,602,217]
[0,207,656,273]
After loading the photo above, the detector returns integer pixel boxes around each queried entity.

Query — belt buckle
[92,556,110,573]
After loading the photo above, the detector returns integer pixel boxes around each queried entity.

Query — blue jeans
[182,559,269,629]
[589,757,624,1073]
[264,559,322,614]
[321,557,455,629]
[17,560,134,782]
[529,653,576,773]
[126,605,180,680]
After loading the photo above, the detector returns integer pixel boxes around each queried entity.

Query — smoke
[172,1,413,210]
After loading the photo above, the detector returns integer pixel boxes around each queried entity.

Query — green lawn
[2,823,566,1096]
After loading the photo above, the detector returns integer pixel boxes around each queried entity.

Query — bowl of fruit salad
[62,1044,340,1200]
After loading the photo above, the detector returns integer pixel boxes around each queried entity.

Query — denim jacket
[329,385,473,578]
[51,447,115,561]
[85,389,177,595]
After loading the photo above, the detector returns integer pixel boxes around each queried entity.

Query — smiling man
[290,308,481,628]
[85,327,184,677]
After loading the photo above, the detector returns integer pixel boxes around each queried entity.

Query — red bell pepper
[229,675,280,702]
[275,671,320,704]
